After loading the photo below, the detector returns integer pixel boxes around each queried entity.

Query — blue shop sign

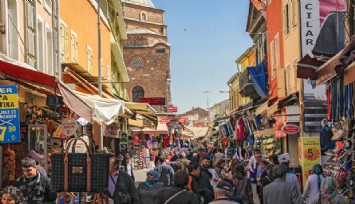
[0,85,20,143]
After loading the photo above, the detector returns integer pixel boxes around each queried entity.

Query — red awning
[0,56,57,88]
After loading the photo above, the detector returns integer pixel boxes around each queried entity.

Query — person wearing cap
[263,165,303,204]
[137,170,164,204]
[210,181,239,204]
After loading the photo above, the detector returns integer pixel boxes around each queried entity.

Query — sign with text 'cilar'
[0,85,20,143]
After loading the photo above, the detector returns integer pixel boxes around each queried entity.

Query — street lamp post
[203,91,211,109]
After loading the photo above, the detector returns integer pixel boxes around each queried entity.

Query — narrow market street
[0,0,355,204]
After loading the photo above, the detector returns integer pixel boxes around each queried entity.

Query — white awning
[58,82,125,125]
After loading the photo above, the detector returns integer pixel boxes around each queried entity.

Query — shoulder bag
[164,190,186,204]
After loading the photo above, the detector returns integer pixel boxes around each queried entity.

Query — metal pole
[203,91,211,109]
[57,0,61,81]
[98,0,102,96]
[97,0,103,150]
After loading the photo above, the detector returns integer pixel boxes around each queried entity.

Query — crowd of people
[0,142,351,204]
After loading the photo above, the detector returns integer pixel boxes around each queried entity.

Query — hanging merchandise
[236,117,246,141]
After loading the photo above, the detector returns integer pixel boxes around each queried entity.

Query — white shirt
[127,162,132,176]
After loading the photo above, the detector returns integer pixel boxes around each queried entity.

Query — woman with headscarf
[320,177,348,204]
[1,186,26,204]
[137,170,164,204]
[302,164,324,204]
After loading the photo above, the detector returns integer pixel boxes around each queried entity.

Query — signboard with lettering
[140,97,165,105]
[300,0,344,132]
[60,118,78,137]
[298,137,320,186]
[168,106,178,113]
[0,85,20,143]
[282,124,301,135]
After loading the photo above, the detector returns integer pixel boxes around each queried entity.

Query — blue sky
[153,0,253,113]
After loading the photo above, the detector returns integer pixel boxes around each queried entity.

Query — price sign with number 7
[0,126,7,141]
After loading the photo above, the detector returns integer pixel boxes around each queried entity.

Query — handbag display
[51,138,110,192]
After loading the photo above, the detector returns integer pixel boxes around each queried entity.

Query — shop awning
[63,67,115,98]
[267,97,286,117]
[183,127,210,140]
[125,102,157,126]
[0,54,57,88]
[255,101,268,115]
[296,52,334,80]
[58,82,126,125]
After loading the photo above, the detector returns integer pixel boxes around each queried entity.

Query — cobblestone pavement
[133,163,260,204]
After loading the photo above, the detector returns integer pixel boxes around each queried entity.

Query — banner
[298,137,321,186]
[300,0,345,132]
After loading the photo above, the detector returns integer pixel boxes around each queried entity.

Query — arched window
[140,12,147,22]
[132,86,144,102]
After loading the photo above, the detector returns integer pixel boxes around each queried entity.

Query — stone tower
[122,0,171,112]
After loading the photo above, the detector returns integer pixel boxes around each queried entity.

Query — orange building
[60,0,112,97]
[266,0,285,101]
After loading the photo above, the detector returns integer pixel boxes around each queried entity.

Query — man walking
[263,165,303,204]
[209,181,239,204]
[198,156,215,204]
[14,157,55,204]
[108,157,138,204]
[155,155,175,187]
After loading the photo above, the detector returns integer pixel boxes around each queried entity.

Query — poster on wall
[300,0,345,132]
[0,86,20,143]
[298,137,321,187]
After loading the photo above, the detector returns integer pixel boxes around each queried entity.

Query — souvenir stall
[321,77,355,201]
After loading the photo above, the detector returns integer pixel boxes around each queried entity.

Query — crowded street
[1,0,355,204]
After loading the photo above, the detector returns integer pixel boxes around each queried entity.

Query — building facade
[122,0,171,112]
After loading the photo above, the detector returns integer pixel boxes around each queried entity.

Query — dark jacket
[137,181,164,204]
[157,186,198,204]
[109,170,139,204]
[232,177,253,204]
[155,164,175,187]
[198,167,214,204]
[14,172,55,204]
[263,178,303,204]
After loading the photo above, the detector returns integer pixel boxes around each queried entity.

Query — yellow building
[228,47,255,113]
[282,0,302,96]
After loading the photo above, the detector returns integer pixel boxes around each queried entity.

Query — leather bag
[51,138,110,192]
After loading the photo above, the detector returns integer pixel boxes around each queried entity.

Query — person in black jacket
[13,157,55,204]
[108,157,139,204]
[158,170,198,204]
[198,156,215,204]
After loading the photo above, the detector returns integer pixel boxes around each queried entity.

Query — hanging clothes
[236,117,246,141]
[163,136,170,148]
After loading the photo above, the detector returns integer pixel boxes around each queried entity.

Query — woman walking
[137,170,164,204]
[232,164,254,204]
[302,164,324,204]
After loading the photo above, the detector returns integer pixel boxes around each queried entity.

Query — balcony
[238,67,260,99]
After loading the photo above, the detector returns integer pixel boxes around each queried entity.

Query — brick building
[122,0,171,112]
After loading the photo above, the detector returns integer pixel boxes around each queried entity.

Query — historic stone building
[122,0,171,112]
